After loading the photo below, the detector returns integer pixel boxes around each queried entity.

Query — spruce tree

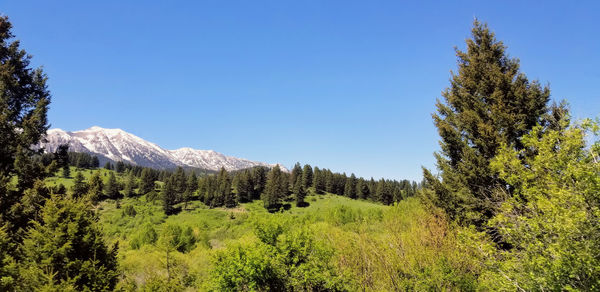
[301,164,313,189]
[290,162,302,187]
[344,173,357,199]
[217,168,235,208]
[21,195,118,290]
[235,169,253,203]
[104,162,112,170]
[87,172,104,203]
[71,172,88,198]
[105,172,120,199]
[139,168,155,195]
[293,175,306,207]
[423,20,554,228]
[263,165,288,211]
[123,172,136,198]
[251,166,267,199]
[312,167,325,194]
[182,172,197,210]
[161,175,177,215]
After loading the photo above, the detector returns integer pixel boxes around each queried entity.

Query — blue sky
[2,1,599,181]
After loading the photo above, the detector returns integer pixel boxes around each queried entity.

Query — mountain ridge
[42,126,287,172]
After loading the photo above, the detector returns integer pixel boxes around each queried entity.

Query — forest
[0,15,599,291]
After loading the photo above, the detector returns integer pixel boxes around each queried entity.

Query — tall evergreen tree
[87,172,104,203]
[251,166,267,199]
[344,173,357,199]
[289,162,303,187]
[173,166,187,195]
[105,172,120,199]
[235,169,254,203]
[21,195,118,290]
[217,168,235,208]
[139,168,155,195]
[182,172,197,210]
[161,175,177,215]
[293,175,306,207]
[312,167,325,194]
[71,172,88,198]
[115,161,126,173]
[123,172,137,198]
[263,165,288,211]
[423,20,554,228]
[301,164,313,189]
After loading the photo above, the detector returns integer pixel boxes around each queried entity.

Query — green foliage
[263,165,288,211]
[87,171,104,203]
[20,195,118,291]
[139,168,155,195]
[105,172,120,199]
[161,175,177,215]
[482,119,600,290]
[70,172,87,198]
[423,20,555,228]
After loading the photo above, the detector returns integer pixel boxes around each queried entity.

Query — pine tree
[356,178,369,199]
[301,164,313,189]
[344,173,357,199]
[174,166,187,194]
[104,161,113,170]
[290,162,303,187]
[87,172,104,203]
[21,195,118,291]
[182,172,197,210]
[263,165,288,211]
[91,156,100,168]
[235,169,254,203]
[161,175,177,215]
[139,168,155,195]
[114,161,125,173]
[217,168,235,208]
[71,172,88,198]
[251,167,267,199]
[105,172,120,199]
[312,167,325,194]
[123,172,137,198]
[293,175,306,207]
[423,20,554,227]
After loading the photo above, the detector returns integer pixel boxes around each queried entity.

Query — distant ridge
[41,126,287,171]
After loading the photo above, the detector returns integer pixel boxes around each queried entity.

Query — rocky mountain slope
[42,126,285,171]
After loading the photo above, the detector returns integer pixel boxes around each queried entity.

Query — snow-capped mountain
[41,126,285,171]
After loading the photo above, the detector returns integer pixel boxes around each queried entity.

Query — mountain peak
[41,127,285,172]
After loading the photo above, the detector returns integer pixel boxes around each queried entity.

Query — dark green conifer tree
[123,172,137,198]
[293,175,306,207]
[105,172,120,199]
[301,164,313,189]
[217,168,235,208]
[161,175,177,215]
[290,162,302,187]
[344,174,357,199]
[251,166,267,199]
[21,195,118,291]
[312,167,325,194]
[115,161,126,173]
[71,172,88,198]
[423,20,554,227]
[262,165,288,211]
[87,172,104,203]
[182,172,197,210]
[139,168,155,195]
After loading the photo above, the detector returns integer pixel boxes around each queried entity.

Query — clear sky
[2,1,599,181]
